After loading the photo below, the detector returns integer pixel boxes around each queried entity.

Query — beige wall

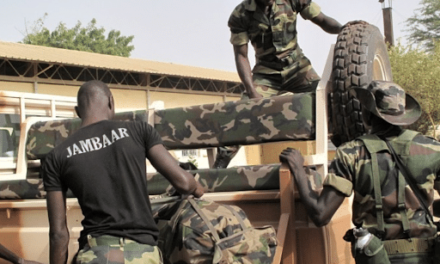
[0,81,241,110]
[37,83,79,97]
[112,89,148,111]
[260,141,318,165]
[0,83,149,112]
[37,85,148,111]
[149,91,229,109]
[0,81,33,93]
[225,96,240,102]
[245,145,262,166]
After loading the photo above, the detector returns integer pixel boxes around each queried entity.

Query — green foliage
[405,0,440,51]
[187,155,198,168]
[388,41,440,135]
[21,14,134,57]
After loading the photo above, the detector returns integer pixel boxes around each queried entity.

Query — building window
[182,149,198,157]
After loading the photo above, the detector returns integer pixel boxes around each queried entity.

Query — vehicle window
[0,114,20,158]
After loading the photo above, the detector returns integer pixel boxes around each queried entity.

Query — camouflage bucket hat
[349,80,421,126]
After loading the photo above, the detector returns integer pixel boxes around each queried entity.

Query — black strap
[385,141,435,224]
[370,150,386,238]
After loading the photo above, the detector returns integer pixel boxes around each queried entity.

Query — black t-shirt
[42,120,163,247]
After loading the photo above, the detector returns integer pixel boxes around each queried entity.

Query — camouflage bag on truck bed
[157,197,277,264]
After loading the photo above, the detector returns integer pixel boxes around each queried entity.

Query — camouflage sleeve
[228,3,250,46]
[323,141,359,197]
[290,0,311,12]
[299,2,321,20]
[412,134,440,194]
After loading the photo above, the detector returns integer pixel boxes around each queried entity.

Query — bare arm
[233,44,262,99]
[46,191,69,264]
[0,244,21,264]
[310,12,342,34]
[147,144,204,197]
[279,148,345,227]
[0,245,43,264]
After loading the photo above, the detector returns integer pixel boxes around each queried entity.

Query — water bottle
[352,227,391,263]
[354,227,373,252]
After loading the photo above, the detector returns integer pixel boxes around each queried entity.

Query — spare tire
[330,23,393,147]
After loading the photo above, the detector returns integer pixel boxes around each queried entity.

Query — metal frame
[0,91,77,181]
[274,45,334,264]
[0,58,244,95]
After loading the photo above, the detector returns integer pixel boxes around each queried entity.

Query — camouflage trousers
[253,61,320,96]
[75,235,162,264]
[388,252,434,264]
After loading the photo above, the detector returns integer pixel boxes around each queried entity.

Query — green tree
[405,0,440,51]
[22,14,134,57]
[187,155,199,168]
[388,41,440,136]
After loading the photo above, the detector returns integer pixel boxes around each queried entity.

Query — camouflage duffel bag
[157,197,277,264]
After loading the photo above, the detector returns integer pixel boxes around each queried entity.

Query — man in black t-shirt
[43,80,204,264]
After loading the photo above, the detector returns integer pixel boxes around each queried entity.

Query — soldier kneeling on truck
[280,81,440,264]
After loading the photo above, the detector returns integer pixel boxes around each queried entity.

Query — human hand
[249,91,263,99]
[279,148,304,172]
[192,182,204,198]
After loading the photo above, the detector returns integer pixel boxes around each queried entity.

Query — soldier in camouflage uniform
[214,0,343,168]
[228,0,342,98]
[280,81,440,263]
[42,80,204,264]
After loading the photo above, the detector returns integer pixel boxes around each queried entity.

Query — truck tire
[330,23,393,147]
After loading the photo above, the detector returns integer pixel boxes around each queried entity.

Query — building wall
[112,89,148,110]
[0,81,33,93]
[149,91,226,108]
[37,83,79,97]
[0,82,255,169]
[0,82,239,110]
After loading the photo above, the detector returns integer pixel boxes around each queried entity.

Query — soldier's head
[349,81,421,130]
[75,80,115,122]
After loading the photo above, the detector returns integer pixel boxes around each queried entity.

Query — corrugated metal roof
[0,41,240,82]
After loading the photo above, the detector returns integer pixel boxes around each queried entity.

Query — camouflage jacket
[324,128,440,240]
[228,0,321,73]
